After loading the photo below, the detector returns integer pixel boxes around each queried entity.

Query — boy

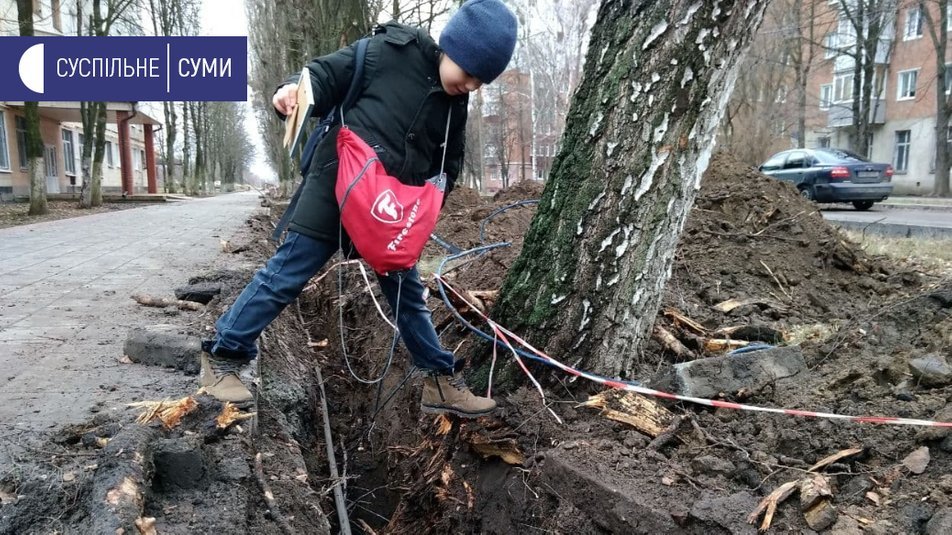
[200,0,518,418]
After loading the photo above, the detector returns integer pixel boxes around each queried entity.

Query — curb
[830,219,952,239]
[877,203,952,213]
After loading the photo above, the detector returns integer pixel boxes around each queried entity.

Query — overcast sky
[200,0,273,180]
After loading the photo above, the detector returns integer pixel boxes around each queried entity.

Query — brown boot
[421,373,496,418]
[200,351,254,406]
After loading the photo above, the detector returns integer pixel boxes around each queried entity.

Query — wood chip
[215,402,256,429]
[581,390,674,438]
[747,480,798,532]
[652,325,693,359]
[702,338,750,353]
[808,447,864,472]
[866,491,881,505]
[131,396,199,429]
[662,308,708,335]
[131,293,203,311]
[134,516,157,535]
[713,297,767,313]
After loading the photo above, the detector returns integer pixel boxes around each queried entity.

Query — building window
[105,140,114,167]
[894,130,911,172]
[140,149,147,171]
[823,33,836,58]
[819,84,833,109]
[0,115,10,171]
[904,6,923,40]
[945,64,952,94]
[817,136,831,148]
[897,69,918,100]
[834,74,854,102]
[62,129,75,175]
[15,116,27,169]
[44,145,57,177]
[866,133,874,159]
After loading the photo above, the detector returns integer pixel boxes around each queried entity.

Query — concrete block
[124,324,201,375]
[667,347,806,398]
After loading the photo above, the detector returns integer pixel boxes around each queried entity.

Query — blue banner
[0,36,247,101]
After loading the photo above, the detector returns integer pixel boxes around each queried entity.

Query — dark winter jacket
[279,21,469,245]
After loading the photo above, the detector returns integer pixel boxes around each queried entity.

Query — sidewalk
[878,195,952,212]
[0,192,260,461]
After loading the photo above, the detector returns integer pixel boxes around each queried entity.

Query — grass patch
[843,230,952,277]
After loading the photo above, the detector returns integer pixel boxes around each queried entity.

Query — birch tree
[495,0,769,378]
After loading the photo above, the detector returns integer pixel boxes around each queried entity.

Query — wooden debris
[131,293,203,311]
[702,338,750,353]
[468,435,525,465]
[662,308,708,335]
[652,325,693,359]
[713,297,768,313]
[130,396,198,429]
[581,389,675,438]
[713,324,787,344]
[216,402,257,429]
[807,447,863,473]
[435,414,453,436]
[747,480,798,532]
[134,516,158,535]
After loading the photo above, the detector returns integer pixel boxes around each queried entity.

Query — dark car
[758,148,894,210]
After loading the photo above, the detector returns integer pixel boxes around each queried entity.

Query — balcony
[827,99,886,128]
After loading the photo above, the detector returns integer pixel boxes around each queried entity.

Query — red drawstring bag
[335,119,449,274]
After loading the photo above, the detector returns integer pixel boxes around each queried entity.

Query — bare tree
[15,0,46,215]
[923,0,952,197]
[495,0,769,378]
[78,0,142,208]
[830,0,899,155]
[146,0,198,194]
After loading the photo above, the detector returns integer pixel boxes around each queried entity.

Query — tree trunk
[495,0,769,379]
[91,102,107,207]
[926,0,952,197]
[17,0,48,215]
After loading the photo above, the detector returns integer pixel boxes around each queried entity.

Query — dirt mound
[669,153,899,330]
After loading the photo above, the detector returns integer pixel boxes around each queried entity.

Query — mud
[3,154,951,534]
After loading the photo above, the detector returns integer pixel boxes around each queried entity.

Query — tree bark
[925,0,952,197]
[495,0,769,379]
[17,0,48,215]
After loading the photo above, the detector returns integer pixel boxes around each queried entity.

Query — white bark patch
[606,141,619,158]
[680,67,694,88]
[607,274,620,287]
[589,112,604,138]
[634,149,670,202]
[615,225,632,258]
[670,59,679,65]
[577,217,585,235]
[551,294,567,305]
[595,274,602,291]
[599,228,621,253]
[588,190,606,211]
[695,28,711,45]
[579,299,592,331]
[620,174,634,197]
[651,72,661,83]
[653,114,670,143]
[643,21,669,50]
[679,2,702,26]
[648,94,655,107]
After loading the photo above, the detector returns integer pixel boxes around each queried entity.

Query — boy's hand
[273,83,298,116]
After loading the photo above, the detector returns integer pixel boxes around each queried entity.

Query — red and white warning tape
[434,274,952,428]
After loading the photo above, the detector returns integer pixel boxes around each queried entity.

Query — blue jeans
[211,231,455,374]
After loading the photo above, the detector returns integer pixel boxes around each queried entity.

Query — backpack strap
[272,37,370,242]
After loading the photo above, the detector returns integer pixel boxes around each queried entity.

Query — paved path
[823,206,952,238]
[0,192,260,455]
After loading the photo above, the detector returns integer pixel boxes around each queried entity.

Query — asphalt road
[822,206,952,238]
[0,192,260,462]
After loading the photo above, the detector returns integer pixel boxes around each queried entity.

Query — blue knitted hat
[439,0,517,84]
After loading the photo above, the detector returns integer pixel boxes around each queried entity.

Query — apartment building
[805,0,950,194]
[0,0,161,200]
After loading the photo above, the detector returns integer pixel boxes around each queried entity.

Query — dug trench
[3,152,952,534]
